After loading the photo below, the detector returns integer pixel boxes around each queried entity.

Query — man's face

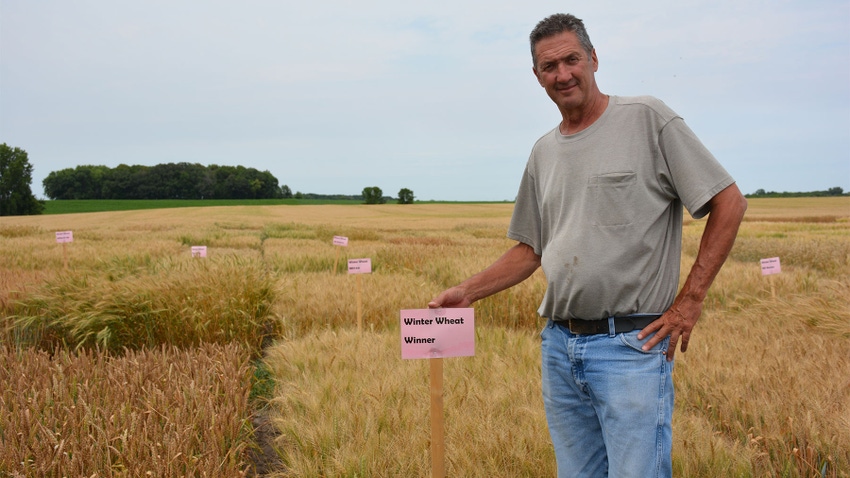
[532,31,599,114]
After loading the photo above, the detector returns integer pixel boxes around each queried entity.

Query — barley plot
[1,199,848,476]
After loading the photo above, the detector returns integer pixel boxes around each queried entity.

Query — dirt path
[247,408,285,476]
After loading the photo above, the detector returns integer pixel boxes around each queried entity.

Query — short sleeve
[659,118,735,219]
[507,165,543,254]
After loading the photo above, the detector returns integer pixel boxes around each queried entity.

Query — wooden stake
[430,358,445,478]
[334,247,341,273]
[356,274,362,333]
[62,242,68,270]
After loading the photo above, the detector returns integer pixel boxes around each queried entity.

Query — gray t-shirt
[507,95,734,320]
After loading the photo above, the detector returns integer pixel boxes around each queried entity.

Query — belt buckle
[567,318,605,335]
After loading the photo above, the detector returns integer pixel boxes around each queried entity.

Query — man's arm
[428,242,541,308]
[638,183,748,360]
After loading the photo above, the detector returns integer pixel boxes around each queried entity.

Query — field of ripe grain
[1,197,848,477]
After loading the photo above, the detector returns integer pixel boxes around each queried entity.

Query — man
[428,13,747,478]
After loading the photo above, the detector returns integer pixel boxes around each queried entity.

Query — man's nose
[554,62,572,81]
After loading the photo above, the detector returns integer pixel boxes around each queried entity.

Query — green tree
[0,144,44,216]
[397,188,415,204]
[102,164,136,199]
[43,163,285,200]
[43,165,108,199]
[42,168,74,199]
[362,186,386,204]
[280,184,293,198]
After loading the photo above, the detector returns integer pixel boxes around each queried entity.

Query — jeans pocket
[618,330,668,354]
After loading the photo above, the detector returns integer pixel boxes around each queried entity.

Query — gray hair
[529,14,594,66]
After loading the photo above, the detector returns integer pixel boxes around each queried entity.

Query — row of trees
[747,187,847,198]
[361,187,414,204]
[43,163,289,200]
[1,143,421,215]
[41,164,418,204]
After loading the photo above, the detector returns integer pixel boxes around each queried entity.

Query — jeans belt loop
[607,317,616,337]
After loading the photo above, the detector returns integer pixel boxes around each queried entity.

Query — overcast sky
[2,0,848,201]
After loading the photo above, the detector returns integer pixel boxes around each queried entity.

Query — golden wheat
[1,198,848,476]
[264,327,553,477]
[0,343,253,476]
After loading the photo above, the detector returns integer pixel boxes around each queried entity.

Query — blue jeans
[540,319,674,478]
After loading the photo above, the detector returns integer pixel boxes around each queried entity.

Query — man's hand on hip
[638,299,703,361]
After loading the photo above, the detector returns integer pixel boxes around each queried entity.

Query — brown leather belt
[562,314,661,335]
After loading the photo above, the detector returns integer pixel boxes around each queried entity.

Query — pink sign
[348,258,371,274]
[760,257,781,275]
[400,308,475,359]
[55,231,73,243]
[191,246,207,258]
[333,235,349,246]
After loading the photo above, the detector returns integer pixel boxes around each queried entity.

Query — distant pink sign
[191,246,207,258]
[333,235,349,246]
[348,258,371,274]
[400,308,475,359]
[760,257,781,275]
[55,231,73,243]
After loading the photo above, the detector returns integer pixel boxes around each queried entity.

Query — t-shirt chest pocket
[588,172,637,227]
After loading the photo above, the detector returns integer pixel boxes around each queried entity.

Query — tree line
[40,163,418,204]
[42,163,289,200]
[746,187,847,198]
[1,143,420,215]
[292,187,414,204]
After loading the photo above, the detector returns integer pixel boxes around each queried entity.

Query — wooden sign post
[55,231,73,269]
[400,308,475,478]
[348,258,371,332]
[430,358,445,478]
[333,236,348,273]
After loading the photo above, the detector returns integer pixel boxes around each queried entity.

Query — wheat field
[1,197,848,477]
